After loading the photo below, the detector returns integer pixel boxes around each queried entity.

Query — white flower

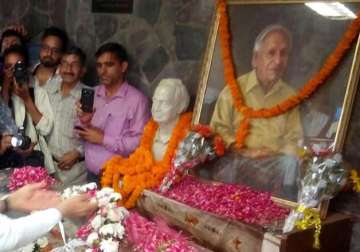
[85,249,93,252]
[97,197,111,207]
[86,232,99,245]
[109,192,121,201]
[36,237,48,248]
[107,208,121,222]
[84,182,97,191]
[99,224,115,236]
[114,223,125,240]
[100,239,119,252]
[91,215,104,230]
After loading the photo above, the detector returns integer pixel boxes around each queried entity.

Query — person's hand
[14,142,36,157]
[58,150,81,170]
[76,101,94,125]
[13,80,31,103]
[76,126,104,145]
[0,134,12,154]
[7,182,61,213]
[56,194,97,219]
[4,24,28,37]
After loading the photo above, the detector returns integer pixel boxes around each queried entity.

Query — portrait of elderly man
[210,24,303,200]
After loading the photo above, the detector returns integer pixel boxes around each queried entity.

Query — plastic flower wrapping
[8,166,57,191]
[159,125,225,193]
[125,212,200,252]
[283,149,348,234]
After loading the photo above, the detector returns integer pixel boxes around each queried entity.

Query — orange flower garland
[101,112,193,208]
[217,0,360,149]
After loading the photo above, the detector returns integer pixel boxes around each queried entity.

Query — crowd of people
[0,25,150,251]
[0,25,150,187]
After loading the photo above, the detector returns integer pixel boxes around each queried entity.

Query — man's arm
[210,87,237,148]
[0,209,61,252]
[33,86,54,136]
[103,97,150,156]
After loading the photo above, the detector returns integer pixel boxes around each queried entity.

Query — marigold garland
[101,112,193,208]
[217,0,360,149]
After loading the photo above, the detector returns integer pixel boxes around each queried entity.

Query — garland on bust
[101,112,192,208]
[217,0,360,149]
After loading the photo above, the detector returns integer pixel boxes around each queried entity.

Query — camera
[13,61,28,85]
[10,126,31,150]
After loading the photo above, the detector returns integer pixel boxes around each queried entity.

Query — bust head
[152,78,189,124]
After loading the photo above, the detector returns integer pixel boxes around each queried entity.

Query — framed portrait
[193,0,360,214]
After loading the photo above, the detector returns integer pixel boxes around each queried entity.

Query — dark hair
[63,46,87,66]
[0,29,25,52]
[3,44,29,66]
[41,26,68,52]
[95,42,128,63]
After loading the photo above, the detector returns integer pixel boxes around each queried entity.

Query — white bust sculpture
[151,78,190,160]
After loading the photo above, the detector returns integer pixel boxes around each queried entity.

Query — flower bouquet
[283,150,347,248]
[74,186,128,252]
[8,166,56,191]
[159,125,224,192]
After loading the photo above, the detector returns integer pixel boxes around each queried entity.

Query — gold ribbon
[295,205,321,249]
[350,169,360,192]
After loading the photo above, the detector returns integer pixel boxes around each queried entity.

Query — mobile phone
[74,125,85,131]
[80,88,94,113]
[14,61,28,85]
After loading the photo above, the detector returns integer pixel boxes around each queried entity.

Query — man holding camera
[0,45,55,172]
[46,47,87,187]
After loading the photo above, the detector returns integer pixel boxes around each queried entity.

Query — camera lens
[11,134,31,150]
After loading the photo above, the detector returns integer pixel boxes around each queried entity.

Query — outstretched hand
[7,182,61,213]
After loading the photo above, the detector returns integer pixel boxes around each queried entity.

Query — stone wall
[1,1,360,251]
[0,0,214,98]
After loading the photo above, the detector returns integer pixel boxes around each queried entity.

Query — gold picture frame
[192,0,360,217]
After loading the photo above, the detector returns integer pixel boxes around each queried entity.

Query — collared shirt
[0,208,61,252]
[11,81,55,173]
[84,82,150,174]
[210,70,303,154]
[31,62,60,93]
[46,78,86,186]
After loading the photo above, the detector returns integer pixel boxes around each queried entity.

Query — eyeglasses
[41,44,62,54]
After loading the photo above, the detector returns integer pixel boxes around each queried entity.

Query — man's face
[151,85,179,123]
[1,36,21,54]
[59,54,85,84]
[4,52,24,79]
[252,31,290,89]
[40,35,63,68]
[96,52,127,86]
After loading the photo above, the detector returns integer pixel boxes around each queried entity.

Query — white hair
[253,25,292,53]
[156,78,190,113]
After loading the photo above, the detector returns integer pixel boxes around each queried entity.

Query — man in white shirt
[0,180,96,252]
[47,47,88,188]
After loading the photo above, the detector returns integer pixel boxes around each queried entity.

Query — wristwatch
[0,194,9,213]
